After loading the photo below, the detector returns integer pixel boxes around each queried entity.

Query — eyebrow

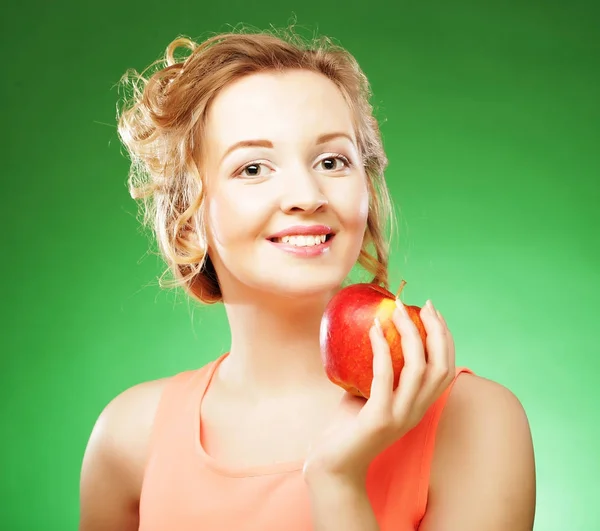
[219,132,355,165]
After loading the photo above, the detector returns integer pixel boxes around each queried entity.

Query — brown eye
[242,164,261,176]
[238,163,270,178]
[321,158,338,170]
[317,155,350,172]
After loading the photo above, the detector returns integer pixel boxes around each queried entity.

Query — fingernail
[395,298,408,317]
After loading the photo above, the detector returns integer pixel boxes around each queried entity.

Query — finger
[416,302,451,406]
[436,309,456,370]
[390,298,426,419]
[367,317,394,408]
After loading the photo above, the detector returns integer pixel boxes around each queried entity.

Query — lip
[267,225,334,240]
[267,235,334,258]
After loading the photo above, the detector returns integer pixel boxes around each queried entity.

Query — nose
[279,169,329,214]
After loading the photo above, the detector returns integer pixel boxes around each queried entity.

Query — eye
[317,154,351,172]
[236,162,272,179]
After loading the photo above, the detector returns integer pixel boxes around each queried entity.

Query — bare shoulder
[84,376,171,489]
[442,372,532,432]
[79,376,172,531]
[420,373,536,531]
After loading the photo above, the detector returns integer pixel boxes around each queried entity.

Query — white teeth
[275,234,328,246]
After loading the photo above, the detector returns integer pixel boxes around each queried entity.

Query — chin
[270,278,343,299]
[252,269,348,302]
[217,239,363,303]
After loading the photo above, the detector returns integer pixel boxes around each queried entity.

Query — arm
[78,405,139,531]
[419,374,536,531]
[78,379,167,531]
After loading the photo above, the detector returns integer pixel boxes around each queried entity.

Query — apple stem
[395,280,407,299]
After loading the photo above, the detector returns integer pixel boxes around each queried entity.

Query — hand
[304,299,456,485]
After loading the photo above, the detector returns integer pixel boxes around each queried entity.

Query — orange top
[138,353,474,530]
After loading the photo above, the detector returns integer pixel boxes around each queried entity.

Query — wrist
[303,465,367,494]
[304,468,379,531]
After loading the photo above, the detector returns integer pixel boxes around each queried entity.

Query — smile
[267,234,335,257]
[271,234,331,246]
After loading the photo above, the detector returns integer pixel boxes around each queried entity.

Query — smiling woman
[114,29,391,306]
[200,69,374,299]
[78,26,536,531]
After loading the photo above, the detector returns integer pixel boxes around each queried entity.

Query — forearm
[305,473,380,531]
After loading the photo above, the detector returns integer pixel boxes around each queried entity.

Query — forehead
[204,70,357,151]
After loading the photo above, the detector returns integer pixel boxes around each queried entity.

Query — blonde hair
[116,26,395,304]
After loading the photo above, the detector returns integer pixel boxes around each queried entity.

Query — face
[200,69,369,301]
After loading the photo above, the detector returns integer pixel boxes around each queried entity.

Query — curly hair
[116,26,394,304]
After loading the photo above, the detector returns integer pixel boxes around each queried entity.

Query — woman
[79,29,536,530]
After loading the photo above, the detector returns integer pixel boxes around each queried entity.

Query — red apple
[319,280,428,399]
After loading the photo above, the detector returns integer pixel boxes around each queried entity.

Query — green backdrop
[2,1,598,530]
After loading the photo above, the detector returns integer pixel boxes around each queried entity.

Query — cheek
[205,197,230,248]
[334,176,370,231]
[205,188,269,250]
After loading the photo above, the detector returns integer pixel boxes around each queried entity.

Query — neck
[218,288,339,397]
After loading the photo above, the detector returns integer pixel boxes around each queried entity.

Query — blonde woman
[79,28,536,531]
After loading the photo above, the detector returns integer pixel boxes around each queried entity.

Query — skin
[79,69,536,530]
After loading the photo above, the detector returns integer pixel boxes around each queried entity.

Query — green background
[2,1,598,529]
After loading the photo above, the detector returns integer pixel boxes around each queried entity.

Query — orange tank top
[138,353,474,530]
